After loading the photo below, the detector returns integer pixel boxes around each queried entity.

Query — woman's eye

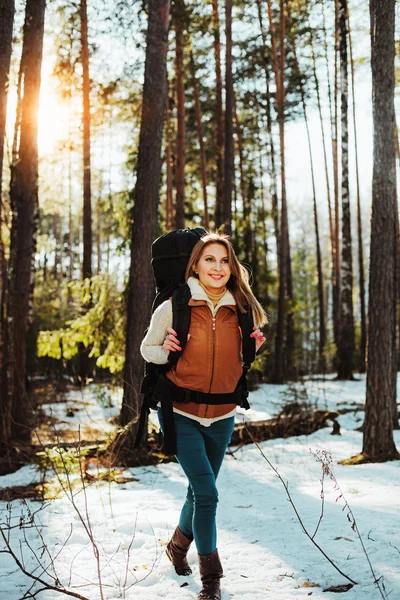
[205,257,214,262]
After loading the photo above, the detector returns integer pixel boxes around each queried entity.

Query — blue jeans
[158,409,234,555]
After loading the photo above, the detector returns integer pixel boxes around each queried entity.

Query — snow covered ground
[0,376,399,600]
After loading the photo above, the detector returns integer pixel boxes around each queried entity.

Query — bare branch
[244,425,357,586]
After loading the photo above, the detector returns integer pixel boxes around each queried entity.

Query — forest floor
[0,375,399,600]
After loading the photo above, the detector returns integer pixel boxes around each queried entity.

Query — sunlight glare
[38,79,73,155]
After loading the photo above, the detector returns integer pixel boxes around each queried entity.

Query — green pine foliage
[37,275,126,374]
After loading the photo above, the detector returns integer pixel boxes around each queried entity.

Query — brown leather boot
[166,527,193,576]
[197,549,223,600]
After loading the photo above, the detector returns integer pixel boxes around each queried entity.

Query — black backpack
[135,228,256,452]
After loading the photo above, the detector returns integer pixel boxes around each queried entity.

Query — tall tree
[174,1,186,229]
[80,0,92,280]
[255,0,279,267]
[222,0,233,235]
[268,0,295,382]
[118,0,170,451]
[165,75,174,230]
[332,0,341,352]
[348,7,366,373]
[336,0,354,379]
[0,0,14,198]
[1,0,46,446]
[288,6,326,373]
[212,0,224,229]
[308,0,334,300]
[233,90,252,265]
[0,0,15,365]
[189,47,209,228]
[362,0,399,461]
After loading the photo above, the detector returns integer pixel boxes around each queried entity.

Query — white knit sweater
[140,277,237,426]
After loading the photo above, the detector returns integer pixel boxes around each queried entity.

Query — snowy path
[0,377,399,600]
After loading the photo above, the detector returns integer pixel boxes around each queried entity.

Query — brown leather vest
[166,298,242,417]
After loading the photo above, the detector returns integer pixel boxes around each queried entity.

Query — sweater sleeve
[140,299,173,365]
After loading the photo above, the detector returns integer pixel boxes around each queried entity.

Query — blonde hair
[185,232,268,327]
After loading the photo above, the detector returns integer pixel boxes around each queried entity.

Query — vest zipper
[208,316,216,392]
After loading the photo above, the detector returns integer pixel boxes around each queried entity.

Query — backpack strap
[238,307,256,369]
[168,283,192,367]
[237,307,256,411]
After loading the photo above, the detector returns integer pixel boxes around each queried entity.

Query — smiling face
[195,243,231,294]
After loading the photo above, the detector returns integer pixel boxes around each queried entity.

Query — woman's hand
[250,326,266,352]
[162,328,182,356]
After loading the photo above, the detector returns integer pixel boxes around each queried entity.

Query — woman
[140,232,267,600]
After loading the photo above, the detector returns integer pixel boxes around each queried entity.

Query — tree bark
[270,0,295,382]
[222,0,233,236]
[332,0,341,353]
[267,0,285,384]
[337,0,354,380]
[288,7,326,373]
[118,0,170,450]
[348,7,366,373]
[0,0,14,191]
[255,0,279,270]
[256,115,269,303]
[394,120,400,371]
[1,0,45,446]
[212,0,224,229]
[96,201,101,275]
[281,2,295,380]
[165,76,174,231]
[0,0,15,368]
[363,0,398,460]
[80,0,92,280]
[233,90,252,265]
[189,48,209,229]
[310,0,334,296]
[174,11,185,229]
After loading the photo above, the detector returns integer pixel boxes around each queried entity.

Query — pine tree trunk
[282,1,295,380]
[269,0,294,382]
[256,0,279,267]
[53,214,63,299]
[394,120,400,370]
[57,215,63,296]
[321,0,340,365]
[363,0,398,460]
[80,0,92,280]
[67,151,74,309]
[53,213,59,281]
[1,0,45,447]
[310,0,334,285]
[165,76,174,230]
[174,14,185,229]
[0,0,15,371]
[267,0,284,383]
[189,48,209,228]
[222,0,233,236]
[257,117,269,303]
[289,9,326,373]
[0,0,14,193]
[337,0,354,380]
[348,8,366,373]
[212,0,224,229]
[233,90,252,264]
[118,0,170,451]
[96,201,101,274]
[332,0,341,353]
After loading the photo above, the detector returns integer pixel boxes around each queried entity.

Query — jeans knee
[195,485,219,509]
